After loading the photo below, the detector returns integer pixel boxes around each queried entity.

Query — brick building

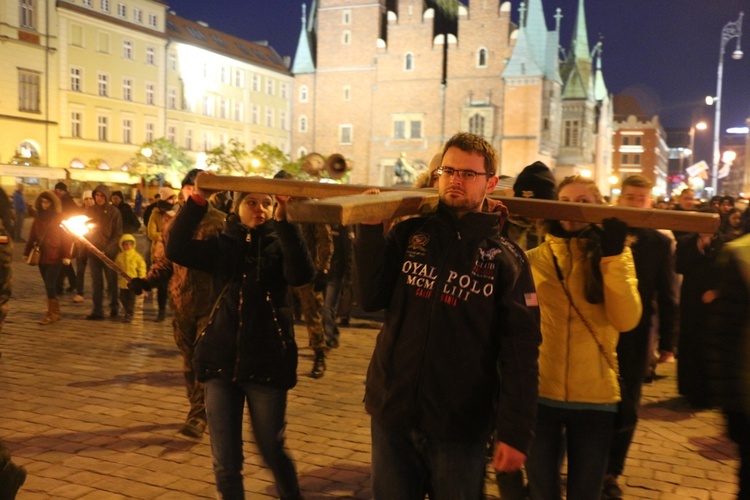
[293,0,613,188]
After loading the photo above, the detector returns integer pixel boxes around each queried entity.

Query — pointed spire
[292,2,315,74]
[502,28,543,79]
[570,0,591,62]
[592,41,608,101]
[519,2,527,28]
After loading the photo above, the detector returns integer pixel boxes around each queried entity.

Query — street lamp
[709,11,744,194]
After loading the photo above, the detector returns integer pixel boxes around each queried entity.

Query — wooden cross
[196,175,719,234]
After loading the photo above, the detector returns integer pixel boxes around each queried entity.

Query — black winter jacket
[354,203,541,453]
[166,197,314,389]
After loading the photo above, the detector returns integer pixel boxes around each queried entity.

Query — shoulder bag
[550,248,637,433]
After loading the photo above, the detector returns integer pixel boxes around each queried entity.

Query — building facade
[293,0,614,187]
[1,0,291,194]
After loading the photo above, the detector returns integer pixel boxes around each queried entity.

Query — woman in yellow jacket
[524,175,642,500]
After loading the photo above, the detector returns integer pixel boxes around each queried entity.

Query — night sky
[168,0,750,139]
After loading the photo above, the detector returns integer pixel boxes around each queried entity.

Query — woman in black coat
[166,173,313,500]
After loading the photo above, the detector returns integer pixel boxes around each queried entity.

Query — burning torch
[60,215,132,284]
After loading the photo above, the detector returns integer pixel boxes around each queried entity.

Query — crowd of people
[1,140,749,499]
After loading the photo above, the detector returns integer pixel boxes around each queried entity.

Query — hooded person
[501,161,557,250]
[114,233,147,322]
[23,191,72,325]
[84,184,123,320]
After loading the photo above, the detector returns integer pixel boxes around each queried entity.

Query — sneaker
[658,351,675,363]
[179,419,206,438]
[0,461,27,499]
[602,474,623,499]
[73,295,84,303]
[326,337,340,349]
[85,314,105,321]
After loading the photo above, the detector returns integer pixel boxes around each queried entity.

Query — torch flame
[61,215,92,237]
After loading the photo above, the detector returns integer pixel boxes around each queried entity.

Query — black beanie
[54,182,68,191]
[181,168,202,187]
[273,170,294,180]
[513,161,557,200]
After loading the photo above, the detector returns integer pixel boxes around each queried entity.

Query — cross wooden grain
[196,175,719,234]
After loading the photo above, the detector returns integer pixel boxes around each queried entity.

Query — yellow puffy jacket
[526,234,642,404]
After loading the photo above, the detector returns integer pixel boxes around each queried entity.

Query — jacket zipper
[232,233,259,381]
[411,224,460,426]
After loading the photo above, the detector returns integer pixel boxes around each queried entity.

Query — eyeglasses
[437,167,493,181]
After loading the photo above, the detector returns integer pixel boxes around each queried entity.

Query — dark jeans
[75,254,88,296]
[38,263,62,299]
[370,419,486,500]
[526,403,615,500]
[173,313,207,423]
[89,253,118,316]
[204,378,299,500]
[14,212,24,241]
[323,279,343,344]
[119,289,135,317]
[607,327,648,476]
[57,263,77,292]
[726,411,750,499]
[156,280,168,313]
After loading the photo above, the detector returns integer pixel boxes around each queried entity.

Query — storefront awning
[0,164,66,180]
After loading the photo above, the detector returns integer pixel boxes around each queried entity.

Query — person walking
[84,185,123,320]
[524,175,642,500]
[129,169,225,438]
[601,175,678,499]
[114,233,147,322]
[147,186,177,322]
[166,172,313,499]
[354,132,541,498]
[54,182,79,295]
[23,191,72,325]
[111,190,141,235]
[11,183,25,243]
[73,191,94,303]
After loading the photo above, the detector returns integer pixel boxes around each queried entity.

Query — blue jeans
[370,419,486,500]
[204,378,299,500]
[526,403,615,500]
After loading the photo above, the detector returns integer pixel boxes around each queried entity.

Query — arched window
[469,114,485,137]
[11,140,40,165]
[298,147,308,159]
[404,52,414,71]
[299,115,308,132]
[477,48,488,68]
[299,85,308,103]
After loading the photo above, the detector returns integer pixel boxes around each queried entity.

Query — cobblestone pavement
[0,235,740,499]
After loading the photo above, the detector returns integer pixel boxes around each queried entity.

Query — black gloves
[599,217,628,257]
[128,277,152,295]
[312,270,328,292]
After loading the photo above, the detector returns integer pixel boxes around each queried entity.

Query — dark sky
[169,0,750,136]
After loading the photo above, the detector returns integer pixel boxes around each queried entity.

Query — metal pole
[711,47,725,194]
[711,12,744,194]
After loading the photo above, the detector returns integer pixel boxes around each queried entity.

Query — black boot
[310,350,326,379]
[0,461,27,499]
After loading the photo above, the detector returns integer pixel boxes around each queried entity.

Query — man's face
[111,195,122,206]
[679,190,696,210]
[438,147,498,218]
[94,192,107,206]
[618,186,653,209]
[54,189,64,199]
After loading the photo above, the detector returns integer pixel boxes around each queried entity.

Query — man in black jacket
[354,132,541,497]
[603,175,679,499]
[84,184,123,320]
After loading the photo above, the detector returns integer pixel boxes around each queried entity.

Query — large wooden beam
[197,175,719,233]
